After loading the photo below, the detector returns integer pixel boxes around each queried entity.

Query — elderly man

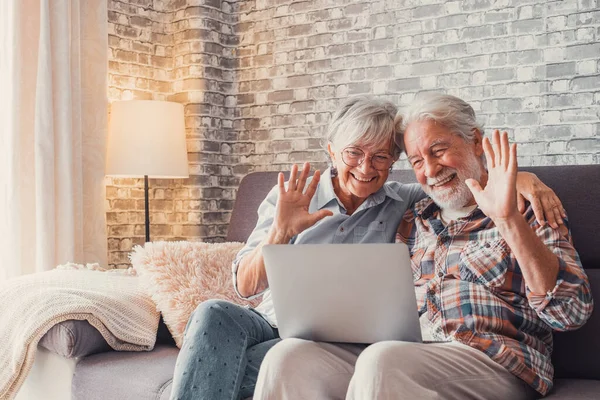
[253,93,593,400]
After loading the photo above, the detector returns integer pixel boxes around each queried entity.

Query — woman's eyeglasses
[341,147,395,171]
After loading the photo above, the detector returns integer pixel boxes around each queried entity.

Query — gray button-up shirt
[232,167,425,326]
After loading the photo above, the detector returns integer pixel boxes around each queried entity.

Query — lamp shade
[106,100,189,178]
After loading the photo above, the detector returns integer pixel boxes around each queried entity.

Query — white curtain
[0,0,108,280]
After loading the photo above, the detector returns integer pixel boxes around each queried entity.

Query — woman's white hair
[324,96,402,161]
[395,92,484,147]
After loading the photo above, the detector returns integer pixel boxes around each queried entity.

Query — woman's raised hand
[271,162,334,242]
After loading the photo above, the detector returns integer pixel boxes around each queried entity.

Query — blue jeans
[170,299,280,400]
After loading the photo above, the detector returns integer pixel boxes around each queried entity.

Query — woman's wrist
[266,225,293,244]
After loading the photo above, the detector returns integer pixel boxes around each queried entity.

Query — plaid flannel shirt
[396,198,593,395]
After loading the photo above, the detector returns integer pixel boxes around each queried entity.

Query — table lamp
[106,100,189,242]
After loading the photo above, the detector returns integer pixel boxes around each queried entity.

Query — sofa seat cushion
[72,344,178,400]
[544,379,600,399]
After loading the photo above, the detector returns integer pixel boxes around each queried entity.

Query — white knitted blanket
[0,267,160,400]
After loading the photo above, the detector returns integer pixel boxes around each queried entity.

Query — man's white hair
[395,92,485,148]
[325,96,402,160]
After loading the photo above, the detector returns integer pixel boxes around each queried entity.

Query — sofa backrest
[227,164,600,380]
[228,165,600,270]
[227,171,282,243]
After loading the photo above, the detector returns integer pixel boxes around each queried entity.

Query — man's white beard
[422,154,483,211]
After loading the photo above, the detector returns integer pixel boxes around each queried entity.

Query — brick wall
[107,0,239,267]
[236,0,600,173]
[107,0,600,267]
[170,0,240,242]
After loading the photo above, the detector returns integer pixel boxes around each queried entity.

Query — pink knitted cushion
[130,241,258,348]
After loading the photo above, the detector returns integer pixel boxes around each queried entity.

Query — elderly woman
[169,96,563,400]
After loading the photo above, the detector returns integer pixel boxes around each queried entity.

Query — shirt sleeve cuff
[231,258,266,301]
[526,259,566,312]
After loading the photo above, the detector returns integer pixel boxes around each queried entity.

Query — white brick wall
[236,0,600,171]
[107,0,238,267]
[107,0,600,267]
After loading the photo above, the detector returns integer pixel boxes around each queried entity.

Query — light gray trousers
[254,339,538,400]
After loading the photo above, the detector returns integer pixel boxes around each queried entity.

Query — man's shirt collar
[416,197,484,221]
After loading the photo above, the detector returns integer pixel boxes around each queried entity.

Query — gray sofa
[36,165,600,399]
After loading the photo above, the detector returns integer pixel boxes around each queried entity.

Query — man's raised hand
[466,130,519,223]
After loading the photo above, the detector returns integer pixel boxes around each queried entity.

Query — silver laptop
[263,243,422,344]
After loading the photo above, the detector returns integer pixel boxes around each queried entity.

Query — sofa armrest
[39,320,111,358]
[40,316,174,358]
